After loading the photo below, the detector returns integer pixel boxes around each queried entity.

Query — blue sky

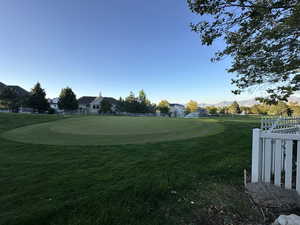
[0,0,257,104]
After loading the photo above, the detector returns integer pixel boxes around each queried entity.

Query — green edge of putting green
[1,116,224,146]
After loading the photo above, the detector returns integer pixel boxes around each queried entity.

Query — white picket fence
[251,117,300,192]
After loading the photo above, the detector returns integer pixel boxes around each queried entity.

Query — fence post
[252,128,261,183]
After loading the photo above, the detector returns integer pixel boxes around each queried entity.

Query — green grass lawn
[0,113,263,225]
[2,116,223,145]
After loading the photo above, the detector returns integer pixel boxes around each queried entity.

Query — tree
[138,89,151,113]
[124,91,139,113]
[268,101,290,116]
[28,82,49,113]
[121,90,155,113]
[99,99,112,113]
[138,89,147,103]
[186,100,198,113]
[206,106,218,114]
[250,105,261,115]
[0,87,18,112]
[228,101,241,114]
[158,100,170,114]
[240,106,252,114]
[188,0,300,103]
[117,97,126,112]
[289,102,300,116]
[250,104,270,115]
[58,87,78,111]
[218,106,229,114]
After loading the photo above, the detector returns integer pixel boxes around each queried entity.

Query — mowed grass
[2,116,223,145]
[0,113,263,225]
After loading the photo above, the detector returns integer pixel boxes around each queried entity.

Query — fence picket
[297,141,300,193]
[274,139,282,186]
[264,139,272,183]
[285,140,293,189]
[251,129,261,183]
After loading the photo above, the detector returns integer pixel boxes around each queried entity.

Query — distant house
[184,107,208,118]
[169,104,185,117]
[19,107,33,114]
[78,93,119,114]
[48,98,59,110]
[197,107,208,116]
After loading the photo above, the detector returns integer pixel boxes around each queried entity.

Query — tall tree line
[118,90,156,113]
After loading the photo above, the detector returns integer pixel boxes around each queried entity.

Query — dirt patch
[246,183,300,224]
[167,183,264,225]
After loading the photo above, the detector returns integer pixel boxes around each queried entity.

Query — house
[198,107,208,116]
[19,107,33,114]
[169,103,185,117]
[78,93,119,114]
[184,107,208,118]
[48,98,59,110]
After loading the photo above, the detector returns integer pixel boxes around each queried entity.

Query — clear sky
[0,0,258,104]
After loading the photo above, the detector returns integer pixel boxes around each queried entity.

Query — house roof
[78,96,119,106]
[197,108,208,114]
[78,96,97,105]
[103,97,119,105]
[0,82,29,96]
[0,82,6,89]
[48,98,59,104]
[7,85,29,96]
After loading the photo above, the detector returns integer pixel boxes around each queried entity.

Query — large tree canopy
[186,100,198,113]
[188,0,300,103]
[119,90,156,113]
[58,87,78,111]
[158,100,170,114]
[28,82,49,113]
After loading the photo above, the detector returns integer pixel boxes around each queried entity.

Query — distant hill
[0,82,29,97]
[199,96,300,108]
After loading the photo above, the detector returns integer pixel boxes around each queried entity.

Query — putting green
[2,116,223,146]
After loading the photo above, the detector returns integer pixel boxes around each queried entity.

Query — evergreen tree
[99,99,112,113]
[124,92,139,113]
[138,90,147,103]
[120,91,155,113]
[28,82,49,113]
[138,89,154,113]
[58,87,78,111]
[228,101,241,114]
[118,97,125,112]
[138,89,148,113]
